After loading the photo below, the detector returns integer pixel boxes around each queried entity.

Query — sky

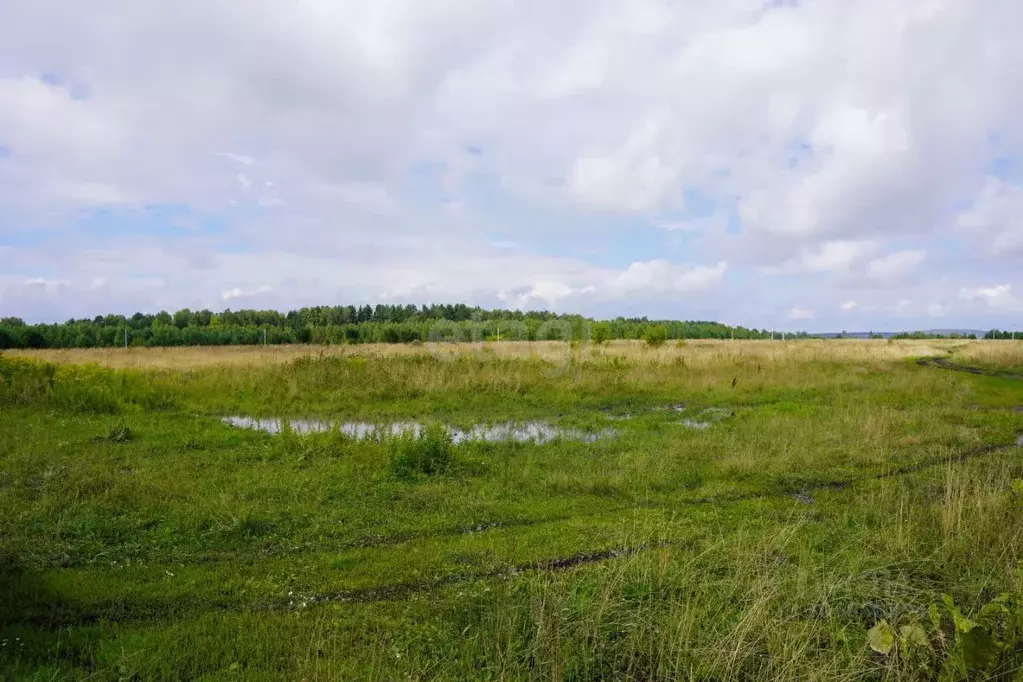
[1,1,1022,332]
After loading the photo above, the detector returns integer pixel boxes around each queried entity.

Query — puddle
[452,422,616,444]
[648,404,687,413]
[678,407,732,430]
[222,417,616,444]
[602,404,685,421]
[606,404,733,430]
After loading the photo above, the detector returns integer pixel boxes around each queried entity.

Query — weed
[390,424,455,479]
[106,423,133,443]
[867,593,1022,680]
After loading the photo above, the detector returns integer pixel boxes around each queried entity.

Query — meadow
[2,339,1023,680]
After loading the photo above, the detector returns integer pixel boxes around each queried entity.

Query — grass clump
[106,423,133,443]
[390,424,454,480]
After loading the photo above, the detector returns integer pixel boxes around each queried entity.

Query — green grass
[2,343,1023,680]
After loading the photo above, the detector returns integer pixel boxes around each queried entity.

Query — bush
[390,424,454,480]
[590,323,611,345]
[643,325,668,347]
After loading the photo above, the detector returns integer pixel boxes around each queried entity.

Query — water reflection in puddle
[605,404,732,428]
[222,417,616,444]
[678,407,731,430]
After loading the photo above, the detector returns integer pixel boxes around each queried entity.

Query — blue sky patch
[988,155,1016,180]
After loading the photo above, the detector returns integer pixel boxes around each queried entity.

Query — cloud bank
[1,0,1022,330]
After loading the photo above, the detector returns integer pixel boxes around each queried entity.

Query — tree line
[2,304,1009,349]
[0,304,801,349]
[984,330,1021,340]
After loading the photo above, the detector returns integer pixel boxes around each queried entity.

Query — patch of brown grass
[6,338,972,370]
[954,340,1023,369]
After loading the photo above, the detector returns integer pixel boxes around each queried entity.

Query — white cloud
[865,250,926,280]
[494,259,726,310]
[216,152,256,166]
[790,307,815,320]
[323,182,396,215]
[222,285,272,301]
[24,277,68,289]
[769,240,879,275]
[60,181,137,206]
[514,281,574,308]
[956,179,1023,258]
[606,260,726,297]
[841,300,857,311]
[958,284,1021,311]
[569,118,678,211]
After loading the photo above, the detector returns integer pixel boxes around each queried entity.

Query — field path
[917,355,1023,380]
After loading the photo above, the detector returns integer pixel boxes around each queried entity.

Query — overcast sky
[1,1,1021,331]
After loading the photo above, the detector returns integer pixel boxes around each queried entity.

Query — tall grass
[1,341,1022,679]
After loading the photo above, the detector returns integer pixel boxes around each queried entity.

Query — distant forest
[0,304,806,349]
[0,303,1007,349]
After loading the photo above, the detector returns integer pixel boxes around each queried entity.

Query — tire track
[916,356,1023,381]
[19,434,1023,631]
[12,539,689,629]
[265,539,684,610]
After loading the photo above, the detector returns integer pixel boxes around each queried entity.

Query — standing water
[221,417,616,444]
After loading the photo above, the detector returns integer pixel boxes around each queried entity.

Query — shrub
[390,424,454,480]
[643,325,668,347]
[590,323,611,345]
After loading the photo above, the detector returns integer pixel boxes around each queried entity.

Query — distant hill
[815,329,986,339]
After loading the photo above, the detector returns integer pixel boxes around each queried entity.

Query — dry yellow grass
[4,338,986,370]
[953,340,1023,368]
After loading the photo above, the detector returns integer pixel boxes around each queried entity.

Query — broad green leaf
[960,627,999,672]
[977,594,1010,627]
[900,624,929,657]
[929,603,943,633]
[868,620,896,655]
[942,594,977,634]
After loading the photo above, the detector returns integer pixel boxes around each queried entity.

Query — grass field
[2,340,1023,680]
